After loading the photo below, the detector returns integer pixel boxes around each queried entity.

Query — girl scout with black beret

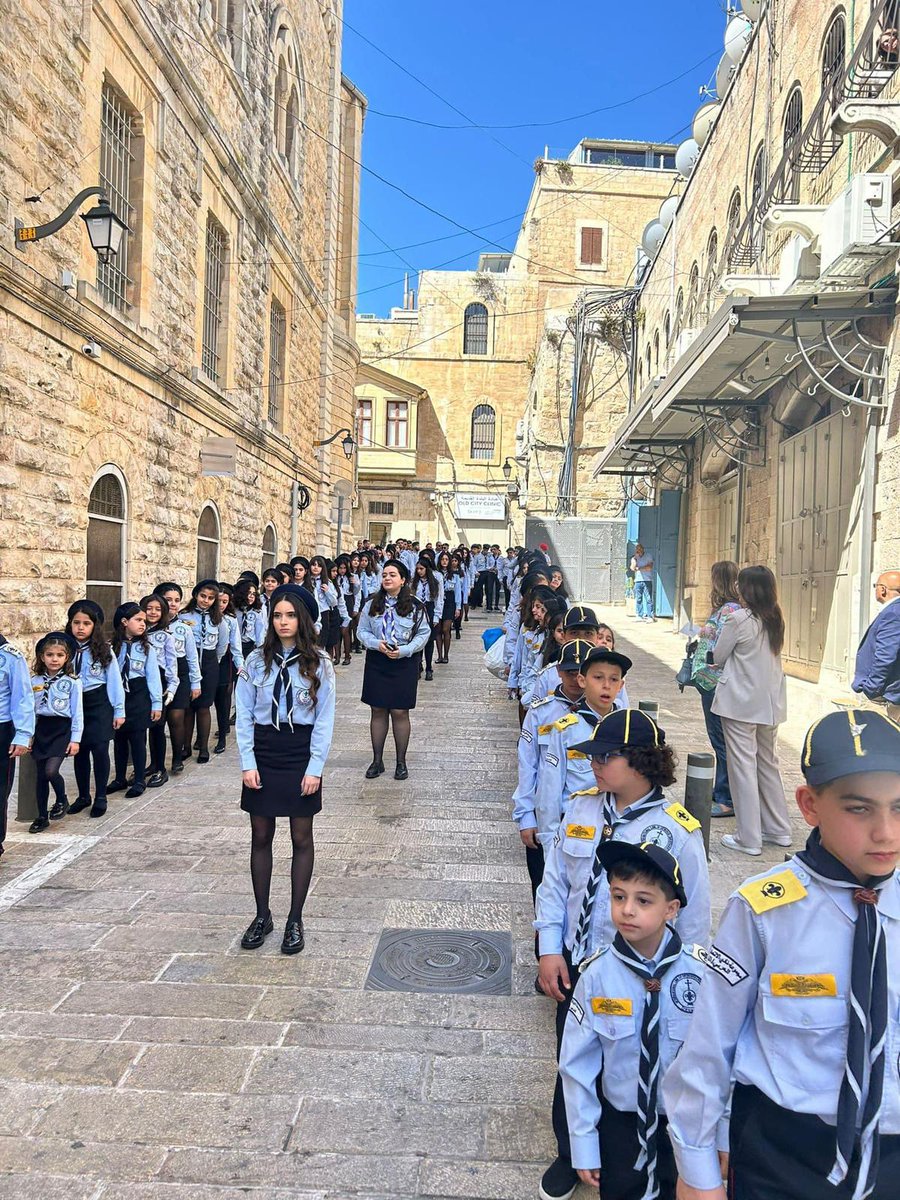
[107,603,163,799]
[29,632,83,832]
[179,579,229,765]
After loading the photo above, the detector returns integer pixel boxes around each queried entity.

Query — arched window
[663,312,671,351]
[196,504,221,580]
[261,523,277,575]
[463,302,488,355]
[274,52,288,154]
[822,13,846,101]
[652,332,660,375]
[704,229,719,316]
[750,145,766,212]
[87,469,127,620]
[783,86,804,201]
[687,262,700,327]
[725,189,742,251]
[470,403,496,460]
[645,344,652,383]
[273,22,303,180]
[673,288,685,340]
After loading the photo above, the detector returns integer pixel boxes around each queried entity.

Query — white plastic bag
[484,633,507,678]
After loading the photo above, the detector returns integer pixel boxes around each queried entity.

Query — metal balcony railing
[727,0,900,274]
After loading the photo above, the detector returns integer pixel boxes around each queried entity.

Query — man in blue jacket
[853,570,900,720]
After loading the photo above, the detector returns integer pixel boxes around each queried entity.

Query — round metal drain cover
[366,928,512,995]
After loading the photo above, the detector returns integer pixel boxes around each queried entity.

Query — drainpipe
[290,481,298,558]
[856,413,877,678]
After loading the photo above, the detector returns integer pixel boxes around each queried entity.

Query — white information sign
[454,492,506,521]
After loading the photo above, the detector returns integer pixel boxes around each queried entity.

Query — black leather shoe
[455,630,461,639]
[106,779,128,794]
[539,1157,578,1200]
[171,758,184,775]
[125,783,146,798]
[68,796,91,815]
[89,801,107,818]
[29,817,50,834]
[365,759,385,779]
[240,912,274,950]
[197,752,210,764]
[394,761,409,781]
[281,918,305,955]
[49,798,69,821]
[425,670,434,681]
[214,738,227,755]
[146,770,168,788]
[181,750,193,762]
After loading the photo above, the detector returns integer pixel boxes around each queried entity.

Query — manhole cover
[365,928,512,995]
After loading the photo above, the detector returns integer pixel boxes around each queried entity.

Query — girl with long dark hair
[413,556,443,682]
[153,583,202,775]
[141,594,178,788]
[213,583,245,756]
[712,564,791,856]
[236,584,335,955]
[357,561,431,780]
[108,603,163,798]
[179,580,228,765]
[233,578,265,664]
[29,633,83,832]
[64,600,125,817]
[335,556,359,664]
[435,551,462,664]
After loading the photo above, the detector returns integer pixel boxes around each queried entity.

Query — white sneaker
[721,833,762,856]
[763,834,792,847]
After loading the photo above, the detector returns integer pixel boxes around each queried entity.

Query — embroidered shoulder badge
[665,802,701,834]
[567,749,588,760]
[531,695,554,709]
[700,944,748,986]
[568,997,585,1025]
[537,722,555,736]
[1,644,23,658]
[566,823,596,840]
[553,713,579,731]
[738,868,807,915]
[519,729,533,744]
[545,753,560,767]
[570,786,600,798]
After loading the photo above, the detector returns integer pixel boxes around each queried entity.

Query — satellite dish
[692,101,720,148]
[724,15,753,65]
[675,139,700,180]
[715,53,736,99]
[641,220,666,258]
[658,196,679,230]
[740,0,763,19]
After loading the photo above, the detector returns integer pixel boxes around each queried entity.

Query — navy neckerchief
[271,646,301,730]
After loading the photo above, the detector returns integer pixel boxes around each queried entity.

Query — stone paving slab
[0,607,776,1198]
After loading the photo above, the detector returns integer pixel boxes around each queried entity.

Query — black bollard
[684,751,715,858]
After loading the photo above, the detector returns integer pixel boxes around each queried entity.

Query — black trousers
[502,580,511,608]
[0,720,16,848]
[471,573,485,607]
[729,1084,900,1200]
[483,571,497,609]
[525,842,544,960]
[598,1103,676,1200]
[552,946,577,1163]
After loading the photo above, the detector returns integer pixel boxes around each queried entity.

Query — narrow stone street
[0,609,807,1199]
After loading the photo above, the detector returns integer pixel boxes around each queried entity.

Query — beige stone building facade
[0,0,364,638]
[596,0,900,709]
[353,140,678,548]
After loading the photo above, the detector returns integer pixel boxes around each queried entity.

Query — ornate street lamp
[314,427,356,459]
[502,457,513,479]
[14,187,128,262]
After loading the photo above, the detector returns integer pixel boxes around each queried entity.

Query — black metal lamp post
[15,187,128,261]
[314,427,356,459]
[502,457,513,479]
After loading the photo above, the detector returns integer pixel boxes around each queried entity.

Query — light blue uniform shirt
[440,574,462,612]
[220,613,245,669]
[146,627,178,695]
[116,641,163,710]
[561,931,708,1171]
[30,672,84,743]
[236,608,267,649]
[72,642,126,719]
[0,642,36,746]
[400,549,418,576]
[235,649,336,776]
[473,552,488,572]
[662,860,900,1191]
[167,618,202,688]
[357,597,432,658]
[512,691,578,834]
[535,789,711,958]
[180,609,229,659]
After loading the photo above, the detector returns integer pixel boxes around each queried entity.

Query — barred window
[751,145,766,211]
[356,398,373,446]
[267,299,286,426]
[687,262,700,326]
[783,87,804,202]
[386,399,408,448]
[87,470,127,620]
[470,403,496,460]
[726,189,742,248]
[202,214,227,383]
[822,13,846,98]
[98,85,136,311]
[369,501,395,515]
[196,505,220,580]
[261,524,277,575]
[463,303,488,355]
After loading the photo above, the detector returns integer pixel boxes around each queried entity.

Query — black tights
[35,756,66,820]
[214,681,233,743]
[424,628,436,671]
[249,814,315,921]
[439,620,453,660]
[166,708,186,765]
[184,706,211,757]
[73,742,110,802]
[148,716,167,773]
[113,725,147,785]
[369,706,411,765]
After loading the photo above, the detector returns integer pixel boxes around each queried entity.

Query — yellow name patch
[566,823,596,840]
[570,787,600,798]
[554,713,579,731]
[739,869,807,915]
[770,973,838,998]
[592,997,633,1017]
[665,802,701,834]
[567,749,588,760]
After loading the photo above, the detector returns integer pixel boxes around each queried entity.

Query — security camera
[82,339,102,360]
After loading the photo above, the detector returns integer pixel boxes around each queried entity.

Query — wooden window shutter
[581,226,603,264]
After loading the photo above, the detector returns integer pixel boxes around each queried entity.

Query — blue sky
[341,0,726,316]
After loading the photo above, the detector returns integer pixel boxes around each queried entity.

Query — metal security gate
[524,518,627,602]
[777,409,866,683]
[637,489,682,618]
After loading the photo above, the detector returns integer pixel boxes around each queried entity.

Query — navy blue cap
[35,631,79,658]
[582,647,633,676]
[557,638,595,673]
[598,840,688,907]
[268,583,319,624]
[571,707,665,757]
[802,709,900,786]
[563,605,599,630]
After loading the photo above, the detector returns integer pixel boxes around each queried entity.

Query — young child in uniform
[0,633,35,858]
[154,583,202,775]
[65,600,125,817]
[141,594,178,788]
[560,842,709,1200]
[213,583,244,756]
[179,580,229,764]
[535,708,711,1200]
[29,633,83,832]
[530,607,610,704]
[108,603,163,798]
[663,709,900,1200]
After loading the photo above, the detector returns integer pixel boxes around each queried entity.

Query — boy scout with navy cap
[536,708,711,1200]
[560,841,708,1200]
[531,607,604,704]
[513,639,594,904]
[663,710,900,1200]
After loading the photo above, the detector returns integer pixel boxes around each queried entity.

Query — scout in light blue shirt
[237,607,267,650]
[31,670,84,742]
[236,648,336,776]
[180,608,229,658]
[220,612,246,671]
[116,639,163,711]
[71,639,126,719]
[357,596,432,657]
[146,626,178,698]
[0,640,36,747]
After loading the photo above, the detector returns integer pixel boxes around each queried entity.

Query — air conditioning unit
[675,328,700,358]
[819,173,895,282]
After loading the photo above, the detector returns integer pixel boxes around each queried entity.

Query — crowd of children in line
[502,547,900,1200]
